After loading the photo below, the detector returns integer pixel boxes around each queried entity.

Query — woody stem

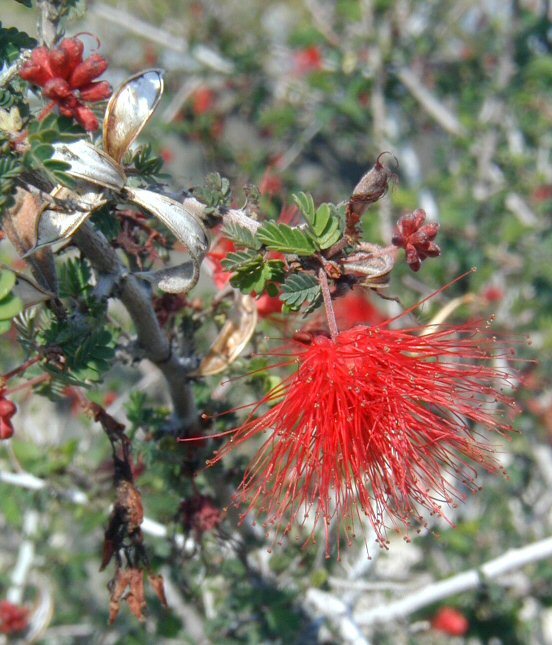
[318,268,338,341]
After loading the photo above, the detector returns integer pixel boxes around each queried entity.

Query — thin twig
[318,268,338,339]
[356,536,552,626]
[395,67,465,137]
[91,2,234,73]
[306,589,371,645]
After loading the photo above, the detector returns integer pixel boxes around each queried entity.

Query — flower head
[392,209,440,271]
[209,311,517,555]
[19,36,112,131]
[0,600,28,635]
[432,607,469,636]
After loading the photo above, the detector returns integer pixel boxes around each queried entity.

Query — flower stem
[0,356,42,388]
[318,268,338,340]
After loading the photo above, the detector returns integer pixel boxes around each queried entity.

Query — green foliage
[0,88,17,110]
[193,172,232,214]
[0,269,22,334]
[58,257,92,300]
[0,22,36,65]
[280,272,322,312]
[223,250,285,295]
[222,221,262,250]
[127,144,167,182]
[25,114,85,187]
[257,221,318,256]
[293,192,344,249]
[90,204,121,241]
[0,142,23,213]
[39,316,116,384]
[126,391,169,439]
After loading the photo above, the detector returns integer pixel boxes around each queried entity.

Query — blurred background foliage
[0,0,551,643]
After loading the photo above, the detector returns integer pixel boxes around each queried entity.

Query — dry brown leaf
[116,480,144,532]
[2,188,58,293]
[194,293,257,376]
[148,574,168,608]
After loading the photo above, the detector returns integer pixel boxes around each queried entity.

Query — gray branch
[73,223,197,431]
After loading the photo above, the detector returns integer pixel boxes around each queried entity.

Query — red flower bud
[59,37,84,73]
[69,54,108,88]
[78,80,112,102]
[0,418,14,440]
[58,99,79,117]
[0,398,16,419]
[19,59,51,85]
[29,46,53,74]
[432,607,469,636]
[0,600,29,634]
[73,104,99,131]
[47,48,70,79]
[392,209,440,272]
[43,77,72,100]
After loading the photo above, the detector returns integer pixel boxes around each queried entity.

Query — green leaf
[230,257,285,295]
[221,249,260,272]
[315,204,343,249]
[0,293,22,319]
[0,270,16,299]
[222,221,262,250]
[257,221,318,256]
[0,23,36,64]
[294,193,344,250]
[293,192,316,223]
[59,258,92,299]
[280,273,322,310]
[128,144,166,181]
[33,143,54,162]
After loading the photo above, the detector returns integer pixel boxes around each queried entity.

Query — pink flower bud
[43,77,72,100]
[73,104,99,131]
[0,418,14,440]
[69,54,108,88]
[59,37,84,73]
[47,48,70,79]
[79,80,112,102]
[0,397,16,419]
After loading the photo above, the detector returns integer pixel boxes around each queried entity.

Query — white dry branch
[7,510,39,604]
[355,536,552,626]
[395,67,466,138]
[0,469,186,548]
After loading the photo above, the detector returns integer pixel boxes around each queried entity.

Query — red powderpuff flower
[392,209,440,272]
[293,46,323,75]
[19,36,112,131]
[192,87,215,115]
[207,300,517,555]
[432,607,469,636]
[0,600,29,635]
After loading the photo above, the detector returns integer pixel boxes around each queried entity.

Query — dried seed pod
[194,293,257,376]
[52,140,127,190]
[346,153,398,239]
[103,69,164,163]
